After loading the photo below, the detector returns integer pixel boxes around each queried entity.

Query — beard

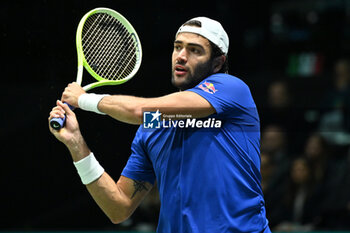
[171,59,214,91]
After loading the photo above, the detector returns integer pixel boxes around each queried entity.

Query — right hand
[61,82,86,108]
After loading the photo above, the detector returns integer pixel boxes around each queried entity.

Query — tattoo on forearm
[131,180,149,199]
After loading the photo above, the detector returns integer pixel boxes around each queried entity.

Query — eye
[189,47,201,54]
[174,45,182,51]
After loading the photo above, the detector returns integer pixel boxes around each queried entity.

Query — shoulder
[188,73,256,114]
[207,73,249,88]
[199,73,252,97]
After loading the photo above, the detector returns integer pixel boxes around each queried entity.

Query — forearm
[68,141,137,224]
[98,95,146,125]
[64,132,132,222]
[72,152,137,223]
[66,134,91,162]
[86,173,133,224]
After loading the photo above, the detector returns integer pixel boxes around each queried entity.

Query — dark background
[1,0,350,231]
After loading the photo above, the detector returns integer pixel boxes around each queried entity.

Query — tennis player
[49,17,271,233]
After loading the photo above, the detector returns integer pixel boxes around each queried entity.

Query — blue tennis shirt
[122,73,270,233]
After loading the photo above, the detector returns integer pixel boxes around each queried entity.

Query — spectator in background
[274,157,322,232]
[260,80,307,153]
[303,132,350,229]
[281,132,350,230]
[267,80,291,110]
[261,80,291,130]
[267,80,291,108]
[261,124,290,185]
[303,133,330,183]
[318,58,350,145]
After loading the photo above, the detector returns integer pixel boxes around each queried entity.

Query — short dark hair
[209,41,229,73]
[182,20,229,73]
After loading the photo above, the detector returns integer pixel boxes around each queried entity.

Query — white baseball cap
[176,17,229,55]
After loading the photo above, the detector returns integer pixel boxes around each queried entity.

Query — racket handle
[49,103,74,130]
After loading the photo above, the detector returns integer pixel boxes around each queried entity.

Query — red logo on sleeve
[198,81,218,94]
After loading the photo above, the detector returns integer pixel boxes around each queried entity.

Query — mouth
[174,64,188,76]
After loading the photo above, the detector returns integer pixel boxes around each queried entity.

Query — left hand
[48,100,81,145]
[48,100,90,161]
[61,82,86,108]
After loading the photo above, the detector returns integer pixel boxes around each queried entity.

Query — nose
[176,48,187,63]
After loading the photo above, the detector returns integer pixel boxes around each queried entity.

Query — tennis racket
[50,7,142,130]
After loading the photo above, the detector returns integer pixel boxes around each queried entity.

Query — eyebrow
[174,40,205,50]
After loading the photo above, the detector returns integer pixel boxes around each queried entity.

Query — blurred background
[1,0,350,232]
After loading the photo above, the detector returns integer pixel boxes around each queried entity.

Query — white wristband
[78,93,109,115]
[73,152,105,185]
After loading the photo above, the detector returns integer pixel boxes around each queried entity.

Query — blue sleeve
[187,73,258,120]
[121,127,156,185]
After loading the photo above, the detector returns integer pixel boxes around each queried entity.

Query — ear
[212,55,226,73]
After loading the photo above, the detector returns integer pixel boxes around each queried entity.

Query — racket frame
[76,7,142,91]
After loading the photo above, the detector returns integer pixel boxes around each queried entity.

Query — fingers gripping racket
[50,7,142,130]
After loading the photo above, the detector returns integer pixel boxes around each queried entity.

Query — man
[49,17,271,233]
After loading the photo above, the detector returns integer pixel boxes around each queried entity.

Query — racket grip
[49,103,74,130]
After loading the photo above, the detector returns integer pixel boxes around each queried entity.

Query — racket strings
[88,14,131,74]
[86,15,126,75]
[83,14,114,66]
[83,14,136,79]
[98,18,136,78]
[83,13,136,77]
[82,13,137,81]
